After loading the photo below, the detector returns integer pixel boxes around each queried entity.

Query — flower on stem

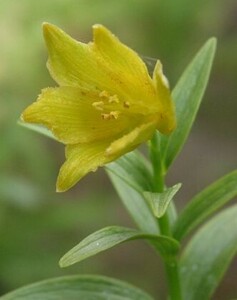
[21,23,176,192]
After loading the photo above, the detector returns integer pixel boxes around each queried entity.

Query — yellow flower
[21,23,176,192]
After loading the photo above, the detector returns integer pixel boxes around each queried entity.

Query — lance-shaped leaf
[173,170,237,240]
[180,204,237,300]
[160,38,217,170]
[106,153,159,235]
[143,183,181,218]
[106,150,153,193]
[59,226,179,268]
[0,275,154,300]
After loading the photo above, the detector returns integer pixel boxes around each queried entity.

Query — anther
[123,101,130,108]
[110,111,120,119]
[109,95,120,104]
[101,113,111,120]
[101,111,120,120]
[92,101,104,111]
[99,90,110,98]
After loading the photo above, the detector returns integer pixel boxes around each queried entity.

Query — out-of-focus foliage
[0,0,236,299]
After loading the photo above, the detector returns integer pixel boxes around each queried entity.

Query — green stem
[149,133,182,300]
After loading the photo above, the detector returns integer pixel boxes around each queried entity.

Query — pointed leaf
[60,226,179,267]
[0,275,154,300]
[107,173,159,234]
[173,170,237,240]
[106,151,153,193]
[143,183,181,218]
[180,205,237,300]
[160,38,217,169]
[106,152,159,235]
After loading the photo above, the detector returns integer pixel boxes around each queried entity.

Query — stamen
[109,95,120,104]
[99,90,110,98]
[101,111,120,120]
[110,111,120,119]
[92,101,104,111]
[101,113,111,120]
[123,101,130,108]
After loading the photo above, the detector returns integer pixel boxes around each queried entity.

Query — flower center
[92,90,130,120]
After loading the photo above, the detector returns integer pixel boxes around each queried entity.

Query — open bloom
[22,23,176,192]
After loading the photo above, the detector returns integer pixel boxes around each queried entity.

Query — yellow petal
[56,141,111,192]
[153,60,176,134]
[22,87,135,144]
[93,25,158,109]
[43,23,158,113]
[106,120,157,159]
[43,23,112,91]
[57,120,157,192]
[93,26,154,91]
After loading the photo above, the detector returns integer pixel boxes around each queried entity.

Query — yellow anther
[101,113,111,120]
[99,90,110,98]
[110,111,120,119]
[92,101,104,111]
[123,101,130,108]
[101,111,120,120]
[109,95,120,104]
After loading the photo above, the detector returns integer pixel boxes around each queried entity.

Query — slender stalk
[149,133,182,300]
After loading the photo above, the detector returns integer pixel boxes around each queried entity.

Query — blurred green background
[0,0,236,299]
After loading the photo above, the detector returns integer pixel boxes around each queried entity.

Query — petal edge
[56,141,112,192]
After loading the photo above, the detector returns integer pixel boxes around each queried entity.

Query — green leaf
[160,38,217,170]
[107,175,159,234]
[106,151,158,233]
[106,151,153,193]
[173,170,237,240]
[143,183,181,218]
[18,120,56,140]
[60,226,179,267]
[0,275,154,300]
[180,204,237,300]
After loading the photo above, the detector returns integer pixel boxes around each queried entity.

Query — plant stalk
[149,133,182,300]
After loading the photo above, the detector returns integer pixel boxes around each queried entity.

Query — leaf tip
[58,256,68,268]
[205,37,217,56]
